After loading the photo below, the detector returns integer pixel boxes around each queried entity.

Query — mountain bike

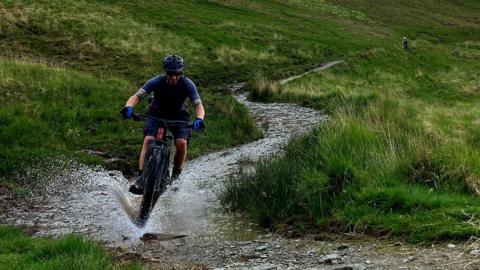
[132,113,197,226]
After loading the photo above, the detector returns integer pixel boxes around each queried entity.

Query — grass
[221,0,480,242]
[0,0,380,182]
[0,0,342,82]
[0,58,261,183]
[1,0,480,251]
[223,94,480,242]
[0,225,140,270]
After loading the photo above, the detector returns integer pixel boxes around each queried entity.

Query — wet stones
[203,238,369,270]
[469,249,480,256]
[255,245,269,252]
[318,253,343,264]
[328,266,366,270]
[401,256,415,263]
[251,264,277,270]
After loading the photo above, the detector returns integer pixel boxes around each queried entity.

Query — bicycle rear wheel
[137,141,170,226]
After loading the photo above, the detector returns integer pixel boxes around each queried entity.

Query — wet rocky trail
[1,62,480,269]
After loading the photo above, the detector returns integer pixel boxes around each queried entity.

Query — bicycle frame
[133,113,190,226]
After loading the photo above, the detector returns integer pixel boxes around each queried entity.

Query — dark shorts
[143,117,192,141]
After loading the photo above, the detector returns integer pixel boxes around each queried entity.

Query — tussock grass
[223,94,480,242]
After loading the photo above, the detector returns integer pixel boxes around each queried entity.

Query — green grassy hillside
[221,0,480,242]
[1,0,393,184]
[0,0,392,186]
[2,0,480,254]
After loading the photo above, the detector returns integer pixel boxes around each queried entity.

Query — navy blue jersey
[136,75,201,121]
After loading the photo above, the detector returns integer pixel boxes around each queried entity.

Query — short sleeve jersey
[141,75,201,121]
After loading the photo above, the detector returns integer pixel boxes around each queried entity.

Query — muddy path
[2,61,480,269]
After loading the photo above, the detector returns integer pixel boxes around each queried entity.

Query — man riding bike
[121,54,205,195]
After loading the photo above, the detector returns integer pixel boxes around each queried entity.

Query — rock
[402,256,415,263]
[256,245,268,252]
[470,249,480,255]
[318,253,343,264]
[447,244,456,249]
[252,264,277,270]
[140,233,188,242]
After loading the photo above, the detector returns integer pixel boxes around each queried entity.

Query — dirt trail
[2,61,479,269]
[279,60,345,85]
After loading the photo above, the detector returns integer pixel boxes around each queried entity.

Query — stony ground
[117,231,480,270]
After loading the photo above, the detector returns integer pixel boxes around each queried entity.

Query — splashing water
[1,84,326,247]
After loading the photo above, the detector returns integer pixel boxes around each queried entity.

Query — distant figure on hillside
[120,54,205,195]
[403,37,409,50]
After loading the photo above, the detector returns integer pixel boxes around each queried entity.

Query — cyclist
[121,54,205,195]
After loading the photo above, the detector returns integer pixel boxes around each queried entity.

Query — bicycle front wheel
[137,142,169,226]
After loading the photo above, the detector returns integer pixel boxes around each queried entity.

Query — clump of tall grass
[215,45,285,67]
[249,74,282,101]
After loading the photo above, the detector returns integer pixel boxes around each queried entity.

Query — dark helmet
[163,54,184,73]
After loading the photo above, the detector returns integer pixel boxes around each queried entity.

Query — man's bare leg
[139,135,154,170]
[172,139,188,179]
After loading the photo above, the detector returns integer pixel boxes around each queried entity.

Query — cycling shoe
[171,167,182,181]
[129,184,143,195]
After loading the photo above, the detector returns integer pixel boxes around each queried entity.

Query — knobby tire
[138,141,170,226]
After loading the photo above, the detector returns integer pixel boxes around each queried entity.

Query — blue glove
[121,106,134,119]
[193,118,205,131]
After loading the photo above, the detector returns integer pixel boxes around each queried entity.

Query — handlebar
[132,113,205,131]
